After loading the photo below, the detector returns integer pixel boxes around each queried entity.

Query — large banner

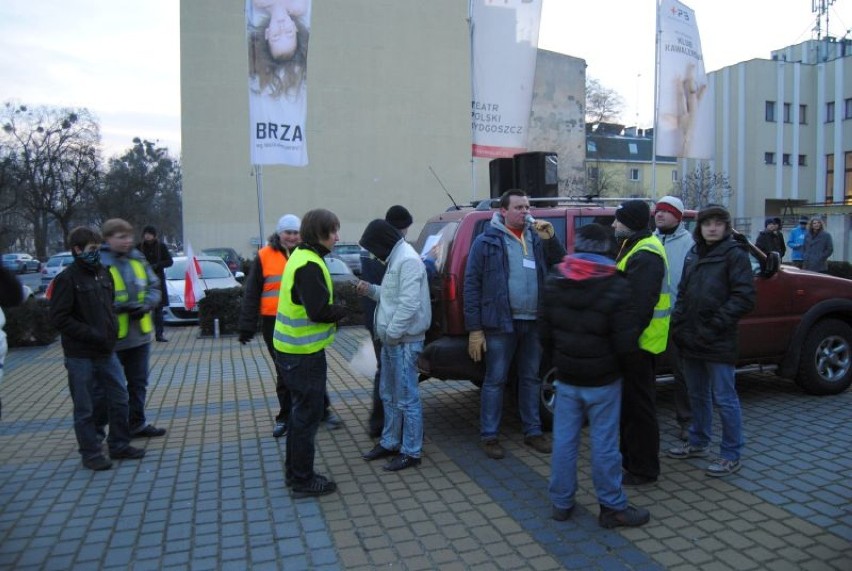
[470,0,542,159]
[656,0,714,159]
[247,0,311,166]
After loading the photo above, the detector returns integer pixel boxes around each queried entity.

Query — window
[845,98,852,120]
[671,170,678,182]
[628,143,638,155]
[845,152,852,204]
[628,168,640,181]
[826,154,834,203]
[826,101,835,122]
[765,101,776,122]
[799,104,807,124]
[587,166,599,179]
[783,153,791,166]
[783,103,791,123]
[587,140,597,152]
[798,154,807,166]
[764,152,775,165]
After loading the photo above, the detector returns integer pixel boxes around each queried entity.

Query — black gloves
[238,330,254,344]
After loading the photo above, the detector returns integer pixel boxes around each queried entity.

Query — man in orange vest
[239,214,341,438]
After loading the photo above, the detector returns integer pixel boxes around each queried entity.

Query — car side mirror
[234,271,246,283]
[760,251,780,278]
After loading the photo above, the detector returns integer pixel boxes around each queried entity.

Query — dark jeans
[369,334,384,433]
[668,338,692,427]
[262,316,331,423]
[153,305,165,338]
[620,350,660,480]
[117,343,151,431]
[275,349,327,485]
[65,354,132,459]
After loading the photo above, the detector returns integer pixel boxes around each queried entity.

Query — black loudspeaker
[514,152,558,205]
[489,158,516,199]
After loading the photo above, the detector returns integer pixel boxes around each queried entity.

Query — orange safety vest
[258,246,288,316]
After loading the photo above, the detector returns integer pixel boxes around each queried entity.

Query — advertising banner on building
[470,0,542,159]
[247,0,311,166]
[656,0,714,159]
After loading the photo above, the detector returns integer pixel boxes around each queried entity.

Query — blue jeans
[117,343,151,431]
[481,319,542,440]
[379,341,423,457]
[65,355,132,459]
[275,349,327,485]
[549,380,627,511]
[683,358,744,461]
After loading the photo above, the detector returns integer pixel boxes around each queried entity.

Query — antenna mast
[812,0,836,40]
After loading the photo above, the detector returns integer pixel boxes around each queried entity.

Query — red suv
[414,199,852,398]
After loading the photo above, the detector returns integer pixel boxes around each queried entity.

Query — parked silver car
[332,243,363,275]
[2,253,40,274]
[162,255,244,324]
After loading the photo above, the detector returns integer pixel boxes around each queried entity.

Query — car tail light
[443,273,457,302]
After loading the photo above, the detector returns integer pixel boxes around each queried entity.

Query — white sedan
[162,255,243,324]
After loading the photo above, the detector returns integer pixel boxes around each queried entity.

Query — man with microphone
[463,189,565,460]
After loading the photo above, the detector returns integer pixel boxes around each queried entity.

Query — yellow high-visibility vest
[273,248,335,354]
[616,236,671,354]
[110,260,153,339]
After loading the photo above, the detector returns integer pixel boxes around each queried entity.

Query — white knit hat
[276,214,300,234]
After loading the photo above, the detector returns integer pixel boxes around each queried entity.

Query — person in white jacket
[653,196,695,440]
[356,219,431,472]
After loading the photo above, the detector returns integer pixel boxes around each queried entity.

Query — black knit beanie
[615,200,650,232]
[359,219,402,262]
[385,205,413,230]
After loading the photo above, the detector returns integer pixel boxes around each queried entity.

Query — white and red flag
[184,243,205,310]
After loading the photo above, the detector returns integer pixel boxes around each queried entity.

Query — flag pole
[651,0,662,201]
[468,0,477,203]
[254,164,266,250]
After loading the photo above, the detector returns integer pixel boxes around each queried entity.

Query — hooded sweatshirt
[538,253,639,387]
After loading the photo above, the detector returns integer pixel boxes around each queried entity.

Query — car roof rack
[471,196,656,210]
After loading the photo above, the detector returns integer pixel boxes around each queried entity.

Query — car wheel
[795,319,852,395]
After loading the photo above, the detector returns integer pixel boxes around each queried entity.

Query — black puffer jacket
[539,254,639,387]
[48,260,118,358]
[671,236,756,363]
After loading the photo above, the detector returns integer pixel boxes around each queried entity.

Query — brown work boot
[481,438,505,460]
[524,434,552,454]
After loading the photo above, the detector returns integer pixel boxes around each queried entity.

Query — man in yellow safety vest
[273,209,348,498]
[612,200,670,487]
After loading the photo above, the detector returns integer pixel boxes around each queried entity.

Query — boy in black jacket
[49,227,145,471]
[540,224,650,528]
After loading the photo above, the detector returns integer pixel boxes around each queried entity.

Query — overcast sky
[0,0,849,158]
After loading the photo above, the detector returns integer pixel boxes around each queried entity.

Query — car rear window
[166,259,232,279]
[414,221,459,275]
[334,244,361,255]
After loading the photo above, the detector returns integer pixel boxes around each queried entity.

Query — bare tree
[1,103,102,257]
[91,138,182,241]
[673,162,733,209]
[585,78,625,127]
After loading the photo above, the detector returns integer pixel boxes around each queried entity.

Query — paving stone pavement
[0,325,850,570]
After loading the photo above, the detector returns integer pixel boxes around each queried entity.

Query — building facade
[180,1,585,256]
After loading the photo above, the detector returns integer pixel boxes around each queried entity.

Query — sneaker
[323,411,343,430]
[524,434,552,454]
[132,424,166,438]
[362,444,396,461]
[621,472,657,487]
[666,441,709,459]
[156,335,168,342]
[83,455,113,471]
[291,476,337,498]
[599,505,651,529]
[383,454,421,472]
[705,458,741,477]
[272,421,288,438]
[481,439,505,460]
[109,446,146,460]
[552,505,574,522]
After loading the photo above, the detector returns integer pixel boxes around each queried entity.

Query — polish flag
[184,243,205,310]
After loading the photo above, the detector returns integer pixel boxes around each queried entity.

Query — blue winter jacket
[463,213,563,333]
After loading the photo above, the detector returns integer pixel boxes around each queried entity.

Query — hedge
[4,297,58,347]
